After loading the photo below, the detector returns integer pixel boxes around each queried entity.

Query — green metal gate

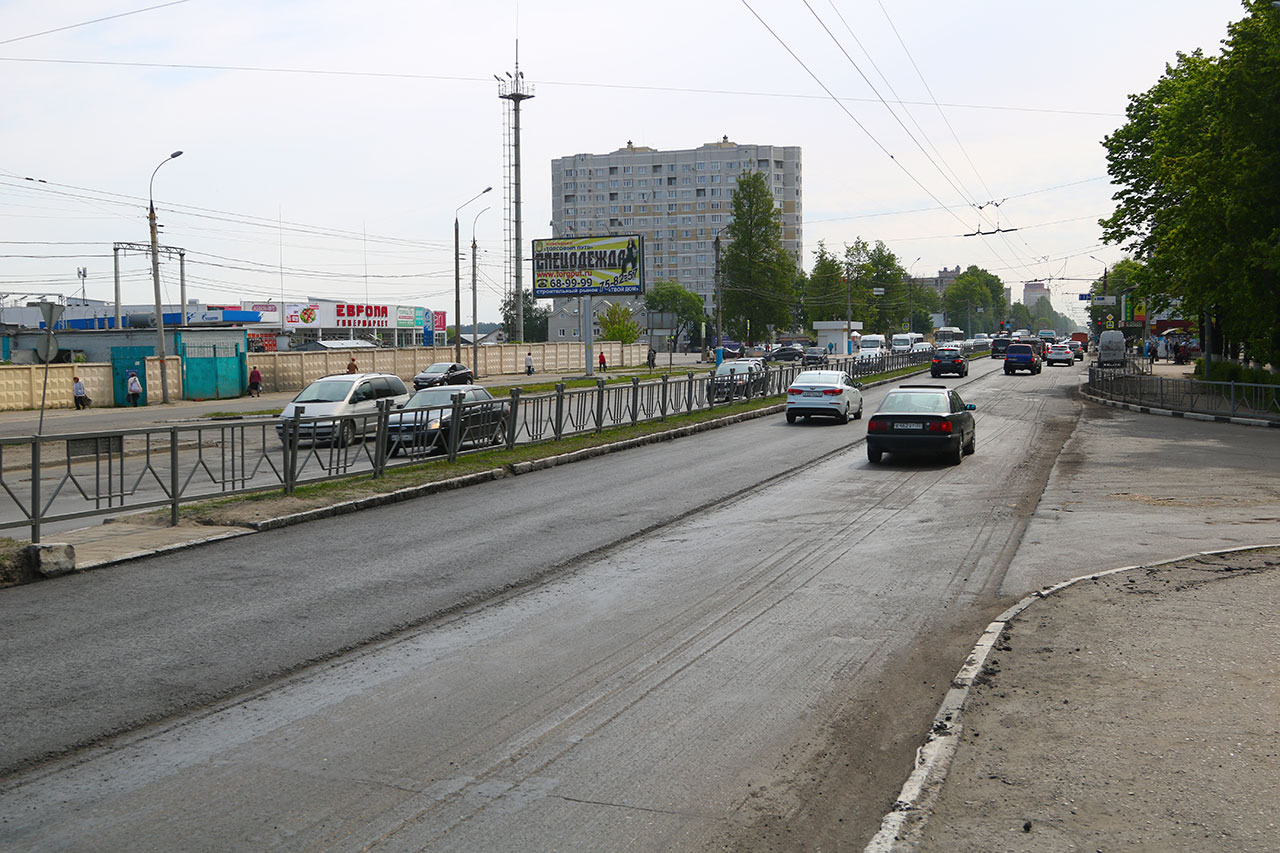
[181,342,245,400]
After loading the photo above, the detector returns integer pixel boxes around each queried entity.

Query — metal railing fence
[2,350,948,541]
[1087,367,1280,422]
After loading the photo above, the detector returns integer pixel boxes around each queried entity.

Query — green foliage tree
[597,300,642,344]
[942,266,1007,334]
[838,238,908,335]
[500,287,550,342]
[804,242,846,324]
[644,279,706,350]
[1100,3,1280,363]
[721,171,797,344]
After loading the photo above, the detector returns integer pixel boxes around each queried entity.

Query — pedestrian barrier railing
[1,351,946,542]
[1086,367,1280,422]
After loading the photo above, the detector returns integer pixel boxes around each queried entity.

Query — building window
[711,161,721,171]
[623,179,633,187]
[558,328,566,337]
[696,162,705,170]
[623,165,632,174]
[682,164,692,172]
[681,176,691,185]
[609,166,618,175]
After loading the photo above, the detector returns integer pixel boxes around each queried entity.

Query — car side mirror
[966,404,976,410]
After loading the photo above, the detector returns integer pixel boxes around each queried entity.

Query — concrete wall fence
[0,343,645,411]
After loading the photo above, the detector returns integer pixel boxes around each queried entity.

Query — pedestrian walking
[647,347,656,370]
[598,351,607,372]
[346,356,359,374]
[525,351,535,376]
[126,371,143,406]
[72,376,89,410]
[248,366,263,397]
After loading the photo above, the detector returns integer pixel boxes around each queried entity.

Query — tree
[721,171,796,344]
[597,300,642,344]
[1100,3,1280,364]
[804,242,846,323]
[644,279,706,350]
[500,288,550,342]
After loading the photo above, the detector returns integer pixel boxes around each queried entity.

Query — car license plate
[802,391,821,397]
[895,422,923,430]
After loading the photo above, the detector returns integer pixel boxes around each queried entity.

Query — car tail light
[868,419,887,432]
[822,388,842,396]
[928,420,953,433]
[788,388,803,395]
[931,358,941,364]
[953,358,964,364]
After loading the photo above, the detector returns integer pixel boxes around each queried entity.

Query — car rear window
[936,349,961,357]
[1007,344,1032,354]
[880,391,947,414]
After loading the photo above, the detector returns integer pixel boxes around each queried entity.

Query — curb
[862,541,1280,852]
[1081,390,1280,428]
[76,528,255,571]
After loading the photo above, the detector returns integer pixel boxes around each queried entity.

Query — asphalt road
[2,356,1277,850]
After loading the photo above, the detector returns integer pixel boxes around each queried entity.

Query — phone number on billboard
[537,276,600,289]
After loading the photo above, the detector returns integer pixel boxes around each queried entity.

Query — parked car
[276,372,411,446]
[412,362,474,389]
[990,336,1013,359]
[766,345,805,362]
[802,347,830,367]
[930,346,968,377]
[1045,344,1075,367]
[708,359,768,401]
[1004,342,1042,375]
[386,384,508,455]
[866,384,976,465]
[785,370,863,424]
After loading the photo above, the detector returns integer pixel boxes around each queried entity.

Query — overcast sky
[0,0,1249,327]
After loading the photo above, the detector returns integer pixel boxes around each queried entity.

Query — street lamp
[149,149,183,404]
[455,187,492,363]
[471,206,490,377]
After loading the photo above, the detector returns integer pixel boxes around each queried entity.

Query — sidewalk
[868,545,1280,852]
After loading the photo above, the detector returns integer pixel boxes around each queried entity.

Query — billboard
[285,303,321,328]
[531,234,644,298]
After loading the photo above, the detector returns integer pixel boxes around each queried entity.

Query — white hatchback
[785,370,864,424]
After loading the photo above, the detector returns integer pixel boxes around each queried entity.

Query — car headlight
[428,419,442,430]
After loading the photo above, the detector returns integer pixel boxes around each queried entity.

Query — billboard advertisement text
[531,234,644,298]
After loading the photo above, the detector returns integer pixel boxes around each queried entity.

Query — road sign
[901,321,909,331]
[1105,321,1115,329]
[1078,293,1091,301]
[872,288,885,296]
[39,302,65,329]
[36,333,59,363]
[1093,295,1117,306]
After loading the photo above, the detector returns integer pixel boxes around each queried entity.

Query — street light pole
[455,187,492,363]
[471,206,489,377]
[149,150,183,404]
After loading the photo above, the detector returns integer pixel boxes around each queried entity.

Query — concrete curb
[862,542,1280,853]
[76,528,255,571]
[1081,390,1280,428]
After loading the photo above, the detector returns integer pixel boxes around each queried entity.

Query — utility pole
[714,235,723,365]
[498,46,534,343]
[148,150,182,404]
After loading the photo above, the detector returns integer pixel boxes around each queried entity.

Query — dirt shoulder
[910,546,1280,852]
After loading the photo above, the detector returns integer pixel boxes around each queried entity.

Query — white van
[891,332,923,353]
[1097,330,1127,368]
[858,334,888,361]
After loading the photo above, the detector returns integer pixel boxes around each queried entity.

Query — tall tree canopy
[721,171,796,344]
[643,279,706,349]
[597,301,642,344]
[1100,2,1280,363]
[943,265,1005,334]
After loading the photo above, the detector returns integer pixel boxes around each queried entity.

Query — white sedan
[785,370,864,424]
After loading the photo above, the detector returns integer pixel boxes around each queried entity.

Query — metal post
[471,209,488,377]
[31,439,41,544]
[584,294,594,376]
[595,378,605,433]
[447,391,464,461]
[113,246,122,330]
[506,388,521,450]
[454,214,462,364]
[630,377,640,426]
[714,236,723,365]
[170,427,180,526]
[149,151,182,404]
[553,383,565,440]
[179,250,187,326]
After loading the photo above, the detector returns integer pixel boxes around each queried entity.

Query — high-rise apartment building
[547,138,802,342]
[1022,280,1050,307]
